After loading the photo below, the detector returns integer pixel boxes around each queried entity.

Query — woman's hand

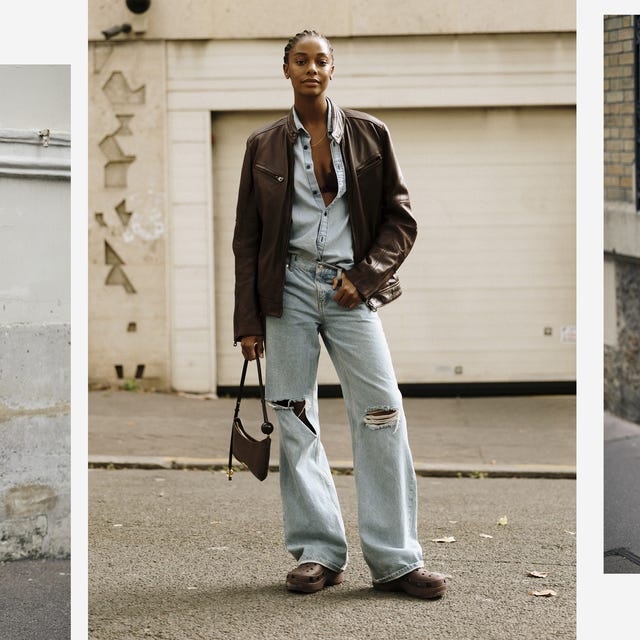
[240,336,264,360]
[332,273,362,309]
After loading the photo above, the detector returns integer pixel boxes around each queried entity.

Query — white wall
[0,65,71,560]
[0,65,70,131]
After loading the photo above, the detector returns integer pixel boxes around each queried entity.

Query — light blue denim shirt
[289,102,354,268]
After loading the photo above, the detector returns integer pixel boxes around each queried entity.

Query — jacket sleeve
[345,123,417,300]
[232,138,264,342]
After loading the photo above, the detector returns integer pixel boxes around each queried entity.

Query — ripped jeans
[265,254,424,583]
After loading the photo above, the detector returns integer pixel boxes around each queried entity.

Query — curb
[605,411,640,443]
[88,455,576,479]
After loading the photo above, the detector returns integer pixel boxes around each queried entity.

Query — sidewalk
[88,390,575,477]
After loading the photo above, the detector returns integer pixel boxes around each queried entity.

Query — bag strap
[233,357,272,432]
[233,358,250,420]
[228,355,273,481]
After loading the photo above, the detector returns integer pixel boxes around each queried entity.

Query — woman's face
[283,36,334,98]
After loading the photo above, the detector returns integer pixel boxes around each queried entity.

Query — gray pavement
[88,390,576,639]
[88,391,576,477]
[89,469,575,640]
[604,411,640,573]
[0,558,70,640]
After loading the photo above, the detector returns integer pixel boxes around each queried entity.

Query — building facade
[604,15,640,424]
[0,66,71,560]
[89,1,576,394]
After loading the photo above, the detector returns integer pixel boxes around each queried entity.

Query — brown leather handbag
[227,356,273,481]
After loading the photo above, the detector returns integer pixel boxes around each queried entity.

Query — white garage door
[212,107,575,387]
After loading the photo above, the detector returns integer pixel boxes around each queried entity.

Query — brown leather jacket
[233,98,417,342]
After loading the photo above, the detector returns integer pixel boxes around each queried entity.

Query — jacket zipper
[277,150,294,303]
[255,163,285,183]
[355,153,382,174]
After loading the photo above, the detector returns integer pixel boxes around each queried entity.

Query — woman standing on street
[233,29,447,599]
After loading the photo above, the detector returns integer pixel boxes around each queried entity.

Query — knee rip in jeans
[364,407,400,431]
[270,399,316,435]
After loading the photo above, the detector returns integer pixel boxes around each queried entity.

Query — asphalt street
[0,558,70,640]
[604,412,640,573]
[88,468,576,640]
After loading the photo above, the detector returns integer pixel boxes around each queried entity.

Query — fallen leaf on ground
[497,516,508,526]
[529,589,557,597]
[431,536,456,543]
[527,571,548,578]
[479,534,493,539]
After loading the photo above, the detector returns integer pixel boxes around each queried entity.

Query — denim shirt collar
[287,97,344,144]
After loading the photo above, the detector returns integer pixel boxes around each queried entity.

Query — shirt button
[324,211,327,216]
[303,145,309,150]
[313,190,318,195]
[306,164,311,169]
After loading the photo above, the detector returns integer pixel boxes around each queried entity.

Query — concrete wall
[604,257,640,422]
[89,0,575,40]
[89,41,169,388]
[603,16,640,424]
[0,65,70,132]
[0,66,71,560]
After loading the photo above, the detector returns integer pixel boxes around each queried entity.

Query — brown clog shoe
[373,568,447,599]
[286,562,345,594]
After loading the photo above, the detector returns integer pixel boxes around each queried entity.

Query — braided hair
[283,30,334,63]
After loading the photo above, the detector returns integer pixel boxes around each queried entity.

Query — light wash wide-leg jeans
[265,255,424,583]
